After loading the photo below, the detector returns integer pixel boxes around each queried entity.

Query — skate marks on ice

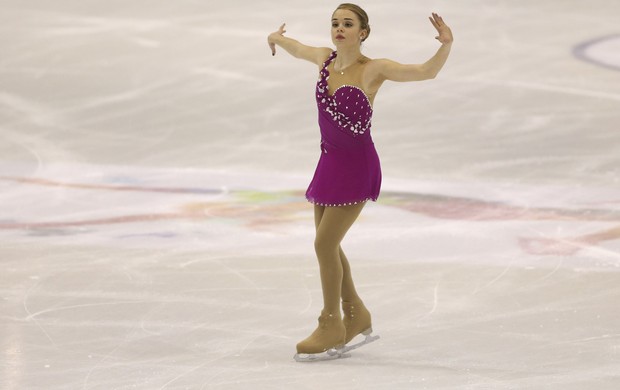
[4,240,620,388]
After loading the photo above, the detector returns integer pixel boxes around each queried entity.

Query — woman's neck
[334,46,363,69]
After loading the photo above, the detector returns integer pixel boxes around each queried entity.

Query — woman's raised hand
[268,23,287,56]
[429,13,453,44]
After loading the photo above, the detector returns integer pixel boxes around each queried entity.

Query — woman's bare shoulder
[316,47,335,64]
[365,57,394,68]
[362,57,392,77]
[361,58,393,92]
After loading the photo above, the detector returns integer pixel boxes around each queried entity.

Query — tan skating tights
[313,202,365,316]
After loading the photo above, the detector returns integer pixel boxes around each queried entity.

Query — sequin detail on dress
[316,53,373,136]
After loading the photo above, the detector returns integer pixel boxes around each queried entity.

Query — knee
[314,236,339,259]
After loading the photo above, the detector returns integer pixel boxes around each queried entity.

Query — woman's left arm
[372,13,453,83]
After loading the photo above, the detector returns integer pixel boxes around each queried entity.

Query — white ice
[1,0,619,389]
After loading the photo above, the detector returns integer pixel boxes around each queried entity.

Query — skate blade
[341,332,380,353]
[294,348,350,362]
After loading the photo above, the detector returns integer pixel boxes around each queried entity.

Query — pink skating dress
[305,51,382,207]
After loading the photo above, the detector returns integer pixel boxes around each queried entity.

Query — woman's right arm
[268,23,331,66]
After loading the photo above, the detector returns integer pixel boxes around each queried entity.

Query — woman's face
[331,9,363,46]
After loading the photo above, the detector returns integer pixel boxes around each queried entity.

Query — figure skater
[267,3,453,361]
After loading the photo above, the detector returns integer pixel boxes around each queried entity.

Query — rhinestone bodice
[316,51,373,136]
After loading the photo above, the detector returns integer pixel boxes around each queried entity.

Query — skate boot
[341,300,380,353]
[294,311,347,362]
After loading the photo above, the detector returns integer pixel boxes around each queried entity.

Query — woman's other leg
[313,202,365,315]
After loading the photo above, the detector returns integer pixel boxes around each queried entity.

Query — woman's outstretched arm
[370,13,453,82]
[268,23,331,66]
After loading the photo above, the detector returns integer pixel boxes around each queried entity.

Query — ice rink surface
[1,0,619,389]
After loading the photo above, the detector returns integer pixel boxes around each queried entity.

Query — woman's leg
[296,203,370,356]
[313,202,365,315]
[314,204,374,346]
[313,205,362,304]
[310,203,376,352]
[339,247,361,303]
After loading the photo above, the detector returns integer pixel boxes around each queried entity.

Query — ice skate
[294,311,348,362]
[341,300,380,353]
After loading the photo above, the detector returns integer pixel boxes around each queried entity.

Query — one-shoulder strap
[322,51,337,71]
